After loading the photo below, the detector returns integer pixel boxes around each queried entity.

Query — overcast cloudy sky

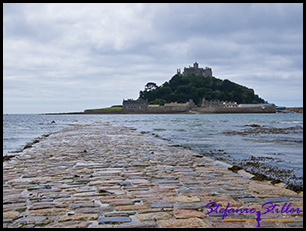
[3,3,303,114]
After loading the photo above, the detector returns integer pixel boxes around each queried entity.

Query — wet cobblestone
[3,123,303,228]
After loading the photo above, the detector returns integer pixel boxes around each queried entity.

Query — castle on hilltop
[177,62,212,77]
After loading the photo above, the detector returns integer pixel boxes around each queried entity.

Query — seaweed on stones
[3,155,16,162]
[251,173,271,181]
[244,124,262,128]
[224,125,303,136]
[286,183,303,193]
[228,165,243,173]
[200,149,231,161]
[232,156,302,193]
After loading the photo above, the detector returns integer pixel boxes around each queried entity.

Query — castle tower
[180,62,213,77]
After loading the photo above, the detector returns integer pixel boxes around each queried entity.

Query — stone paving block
[238,197,265,203]
[137,208,164,214]
[114,220,158,228]
[3,198,27,204]
[168,195,200,203]
[263,197,291,203]
[95,170,122,176]
[3,211,20,219]
[150,203,173,208]
[45,220,92,228]
[98,216,132,224]
[285,222,304,227]
[3,203,28,213]
[58,213,99,222]
[3,218,14,223]
[25,208,68,216]
[107,199,134,206]
[173,209,208,219]
[213,221,245,228]
[136,212,172,221]
[114,204,149,211]
[176,202,207,210]
[29,201,65,210]
[159,217,210,228]
[104,212,133,217]
[74,206,114,214]
[42,193,71,199]
[14,216,52,226]
[72,202,100,209]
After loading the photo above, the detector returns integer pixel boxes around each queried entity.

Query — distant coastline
[41,106,302,115]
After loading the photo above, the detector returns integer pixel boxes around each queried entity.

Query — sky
[3,3,303,114]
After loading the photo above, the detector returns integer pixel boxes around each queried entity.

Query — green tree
[149,98,167,106]
[145,82,158,91]
[138,74,267,105]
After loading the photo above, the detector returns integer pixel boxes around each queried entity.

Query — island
[43,62,302,115]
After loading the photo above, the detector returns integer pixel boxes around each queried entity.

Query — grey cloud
[3,3,303,113]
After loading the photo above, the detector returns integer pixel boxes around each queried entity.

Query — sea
[3,113,303,189]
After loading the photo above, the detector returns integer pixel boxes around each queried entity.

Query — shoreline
[3,133,52,162]
[39,106,302,115]
[3,123,303,228]
[41,110,276,115]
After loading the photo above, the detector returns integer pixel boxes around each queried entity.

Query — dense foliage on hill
[139,74,266,106]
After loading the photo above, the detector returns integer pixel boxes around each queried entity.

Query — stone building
[177,62,212,77]
[201,98,238,108]
[122,99,196,113]
[122,99,148,112]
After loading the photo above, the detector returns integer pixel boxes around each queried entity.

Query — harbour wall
[192,105,276,114]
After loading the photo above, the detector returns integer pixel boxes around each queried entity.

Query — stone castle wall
[147,105,190,113]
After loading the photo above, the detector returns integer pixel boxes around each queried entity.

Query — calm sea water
[3,113,303,187]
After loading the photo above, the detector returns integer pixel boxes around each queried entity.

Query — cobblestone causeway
[3,123,303,228]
